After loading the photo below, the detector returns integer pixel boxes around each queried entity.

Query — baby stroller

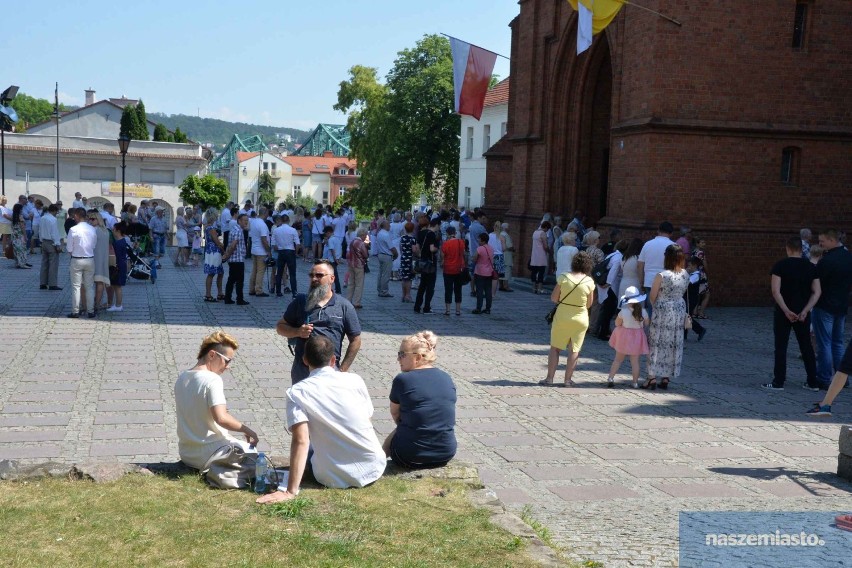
[125,222,152,256]
[127,247,153,281]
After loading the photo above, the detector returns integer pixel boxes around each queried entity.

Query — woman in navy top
[384,330,457,468]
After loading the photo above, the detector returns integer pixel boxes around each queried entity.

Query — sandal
[659,378,670,390]
[640,378,657,390]
[217,294,225,300]
[444,310,450,316]
[538,379,559,387]
[204,296,217,302]
[607,378,615,388]
[563,380,576,388]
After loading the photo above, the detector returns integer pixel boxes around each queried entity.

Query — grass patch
[0,474,541,567]
[521,504,554,546]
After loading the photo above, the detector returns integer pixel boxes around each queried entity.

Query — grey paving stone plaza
[1,253,850,566]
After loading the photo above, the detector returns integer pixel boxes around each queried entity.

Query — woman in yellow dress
[540,251,595,387]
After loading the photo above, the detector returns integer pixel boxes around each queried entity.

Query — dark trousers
[414,271,437,311]
[773,308,817,387]
[275,250,297,295]
[596,288,618,338]
[475,274,493,311]
[530,265,546,284]
[222,231,230,250]
[443,273,464,304]
[684,286,706,338]
[225,261,245,301]
[332,261,341,293]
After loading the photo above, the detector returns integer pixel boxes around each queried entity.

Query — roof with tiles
[283,151,357,175]
[484,77,510,107]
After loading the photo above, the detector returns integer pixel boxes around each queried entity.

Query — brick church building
[485,0,851,305]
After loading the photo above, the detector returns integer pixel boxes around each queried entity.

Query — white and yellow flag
[568,0,624,54]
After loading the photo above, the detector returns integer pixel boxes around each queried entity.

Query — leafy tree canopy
[153,123,171,142]
[133,100,149,140]
[257,172,277,205]
[173,127,188,143]
[8,93,68,131]
[335,34,460,211]
[179,174,231,210]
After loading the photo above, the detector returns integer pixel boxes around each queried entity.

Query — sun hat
[618,286,647,308]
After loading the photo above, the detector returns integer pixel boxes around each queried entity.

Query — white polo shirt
[286,366,386,489]
[638,235,675,287]
[248,217,270,256]
[271,223,300,251]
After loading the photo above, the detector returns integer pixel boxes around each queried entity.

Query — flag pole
[619,0,682,26]
[439,33,511,61]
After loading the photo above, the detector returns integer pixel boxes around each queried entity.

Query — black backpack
[591,254,614,286]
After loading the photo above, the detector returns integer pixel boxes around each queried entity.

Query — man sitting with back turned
[257,336,386,504]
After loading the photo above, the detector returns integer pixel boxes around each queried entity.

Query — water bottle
[254,452,269,494]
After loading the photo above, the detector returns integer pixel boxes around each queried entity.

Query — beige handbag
[200,443,258,490]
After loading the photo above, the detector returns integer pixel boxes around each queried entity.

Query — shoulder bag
[200,443,259,490]
[545,277,587,324]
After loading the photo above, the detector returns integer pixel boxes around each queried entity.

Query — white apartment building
[457,78,509,209]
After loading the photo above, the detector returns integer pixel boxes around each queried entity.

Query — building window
[355,169,361,176]
[322,191,329,205]
[465,127,474,159]
[481,186,486,205]
[140,169,175,184]
[80,165,117,181]
[263,162,269,171]
[781,147,800,186]
[16,162,54,179]
[792,2,809,49]
[483,125,491,152]
[501,122,507,138]
[339,186,347,196]
[464,187,471,209]
[271,162,276,172]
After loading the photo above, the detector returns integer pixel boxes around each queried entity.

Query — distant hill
[148,112,311,150]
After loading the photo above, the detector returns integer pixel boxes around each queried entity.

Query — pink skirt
[608,327,649,356]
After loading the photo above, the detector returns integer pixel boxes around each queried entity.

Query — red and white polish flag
[449,38,498,120]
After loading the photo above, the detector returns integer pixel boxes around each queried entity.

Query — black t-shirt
[282,293,361,383]
[815,246,852,315]
[770,257,816,313]
[418,229,439,263]
[389,367,457,465]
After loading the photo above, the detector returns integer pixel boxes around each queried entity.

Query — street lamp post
[118,134,131,209]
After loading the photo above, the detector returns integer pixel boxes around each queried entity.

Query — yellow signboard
[100,182,154,198]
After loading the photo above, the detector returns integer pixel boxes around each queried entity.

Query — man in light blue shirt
[375,220,397,297]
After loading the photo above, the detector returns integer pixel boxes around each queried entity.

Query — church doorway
[578,42,613,224]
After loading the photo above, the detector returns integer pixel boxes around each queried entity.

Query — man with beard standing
[276,259,362,384]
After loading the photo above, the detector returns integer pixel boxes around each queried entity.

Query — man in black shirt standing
[812,228,852,389]
[763,236,821,391]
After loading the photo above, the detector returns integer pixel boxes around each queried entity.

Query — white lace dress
[647,269,690,378]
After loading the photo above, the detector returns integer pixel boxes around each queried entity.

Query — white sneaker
[106,305,123,312]
[632,381,639,389]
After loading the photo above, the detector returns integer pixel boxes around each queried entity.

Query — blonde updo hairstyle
[402,330,438,364]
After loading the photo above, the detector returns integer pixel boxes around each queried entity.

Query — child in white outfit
[606,286,650,388]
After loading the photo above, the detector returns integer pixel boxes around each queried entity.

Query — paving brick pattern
[1,252,851,566]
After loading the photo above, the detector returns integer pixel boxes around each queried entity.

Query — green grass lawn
[0,473,543,568]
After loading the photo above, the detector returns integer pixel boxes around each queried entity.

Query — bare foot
[256,490,293,505]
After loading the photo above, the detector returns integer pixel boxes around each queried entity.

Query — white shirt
[556,245,579,276]
[332,216,348,238]
[617,306,648,330]
[638,236,676,287]
[311,216,326,235]
[66,221,97,257]
[598,251,623,305]
[248,217,270,256]
[271,223,300,251]
[0,205,11,225]
[174,369,239,470]
[100,210,117,230]
[72,199,85,210]
[239,206,253,217]
[219,208,232,232]
[487,232,503,255]
[286,366,386,489]
[228,218,239,234]
[38,212,60,243]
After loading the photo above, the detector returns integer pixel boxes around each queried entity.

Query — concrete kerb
[0,458,564,565]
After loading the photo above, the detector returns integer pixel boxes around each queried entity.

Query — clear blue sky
[3,1,518,131]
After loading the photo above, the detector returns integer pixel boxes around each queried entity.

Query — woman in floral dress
[643,244,690,390]
[11,204,30,268]
[398,222,417,303]
[202,209,225,302]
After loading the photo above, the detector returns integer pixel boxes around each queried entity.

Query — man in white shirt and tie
[39,204,63,291]
[271,214,300,298]
[66,208,98,318]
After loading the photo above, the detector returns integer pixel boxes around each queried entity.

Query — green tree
[9,93,68,131]
[173,127,188,143]
[120,104,141,139]
[335,34,460,210]
[179,174,231,209]
[133,100,149,140]
[257,172,277,205]
[153,123,172,142]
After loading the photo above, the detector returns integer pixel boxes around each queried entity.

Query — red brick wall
[486,0,852,306]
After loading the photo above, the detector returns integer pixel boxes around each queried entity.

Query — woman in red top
[441,225,466,316]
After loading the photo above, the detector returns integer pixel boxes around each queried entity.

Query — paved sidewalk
[1,252,850,566]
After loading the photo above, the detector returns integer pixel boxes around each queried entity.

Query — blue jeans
[812,307,847,386]
[152,233,166,256]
